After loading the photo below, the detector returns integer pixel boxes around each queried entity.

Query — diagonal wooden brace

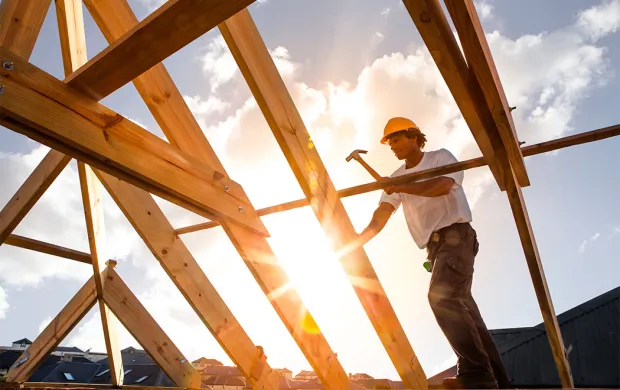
[0,48,268,236]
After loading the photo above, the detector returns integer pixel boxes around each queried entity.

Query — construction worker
[354,117,510,389]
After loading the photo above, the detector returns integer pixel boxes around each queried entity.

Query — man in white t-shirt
[354,117,509,389]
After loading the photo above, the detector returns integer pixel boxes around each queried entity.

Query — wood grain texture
[0,150,71,244]
[58,5,124,384]
[221,10,426,389]
[96,171,279,390]
[504,169,574,388]
[0,0,66,245]
[401,0,508,191]
[0,0,51,58]
[4,234,92,264]
[5,276,97,382]
[444,0,529,187]
[82,0,235,180]
[102,268,201,388]
[0,49,267,236]
[66,0,256,100]
[56,0,87,75]
[82,1,346,387]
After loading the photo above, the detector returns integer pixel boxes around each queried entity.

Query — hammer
[346,149,383,181]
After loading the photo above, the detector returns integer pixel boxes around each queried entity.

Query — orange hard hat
[381,117,420,144]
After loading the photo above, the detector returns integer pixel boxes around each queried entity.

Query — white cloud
[183,95,230,116]
[381,7,391,17]
[578,232,601,253]
[0,145,161,287]
[577,0,620,40]
[38,316,52,333]
[0,285,9,320]
[201,35,238,92]
[474,0,494,21]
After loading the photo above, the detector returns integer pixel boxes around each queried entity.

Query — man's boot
[441,372,499,389]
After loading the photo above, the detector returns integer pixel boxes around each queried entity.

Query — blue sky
[1,0,619,380]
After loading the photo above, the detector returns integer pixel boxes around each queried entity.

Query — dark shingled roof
[90,363,174,386]
[0,350,60,373]
[98,347,155,366]
[55,346,84,353]
[429,286,620,388]
[34,361,101,383]
[11,338,32,344]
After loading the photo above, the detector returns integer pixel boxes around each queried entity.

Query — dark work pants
[426,223,510,388]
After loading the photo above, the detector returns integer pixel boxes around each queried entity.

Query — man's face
[387,132,418,160]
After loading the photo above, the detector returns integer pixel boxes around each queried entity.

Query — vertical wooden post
[57,0,123,385]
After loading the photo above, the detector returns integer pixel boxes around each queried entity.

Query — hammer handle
[356,158,384,181]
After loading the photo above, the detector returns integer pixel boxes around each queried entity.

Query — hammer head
[346,149,368,162]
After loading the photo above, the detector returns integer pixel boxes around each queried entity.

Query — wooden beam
[102,268,200,388]
[444,0,529,187]
[66,0,256,100]
[4,234,92,264]
[82,1,347,387]
[0,0,51,59]
[55,0,87,75]
[0,0,67,246]
[0,151,71,244]
[56,3,124,384]
[0,49,267,237]
[175,123,620,235]
[82,0,228,162]
[95,171,279,390]
[6,275,97,382]
[503,169,573,387]
[402,0,509,190]
[3,384,201,390]
[78,162,124,386]
[220,10,426,390]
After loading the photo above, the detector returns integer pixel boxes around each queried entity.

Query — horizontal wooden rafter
[0,48,267,236]
[175,116,617,232]
[445,0,529,187]
[66,0,257,100]
[4,234,92,264]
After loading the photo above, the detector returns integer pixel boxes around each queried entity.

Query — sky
[1,0,619,381]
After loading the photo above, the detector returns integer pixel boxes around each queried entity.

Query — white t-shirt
[379,148,472,249]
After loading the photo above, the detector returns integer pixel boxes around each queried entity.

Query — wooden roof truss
[1,0,618,389]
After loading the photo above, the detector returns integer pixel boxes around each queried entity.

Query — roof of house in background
[11,339,32,344]
[54,346,84,353]
[192,357,223,366]
[31,361,101,384]
[202,365,242,376]
[90,363,174,386]
[98,347,154,365]
[429,285,620,388]
[0,350,60,372]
